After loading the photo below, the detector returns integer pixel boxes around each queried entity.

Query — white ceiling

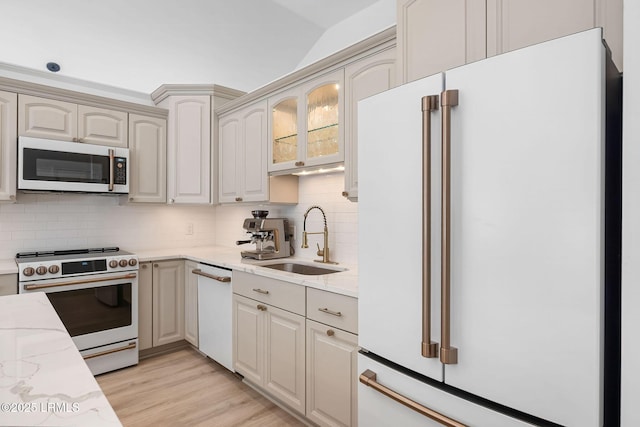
[0,0,382,95]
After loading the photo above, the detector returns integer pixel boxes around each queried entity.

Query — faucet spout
[301,205,337,264]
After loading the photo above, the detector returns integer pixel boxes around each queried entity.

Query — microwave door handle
[108,149,115,192]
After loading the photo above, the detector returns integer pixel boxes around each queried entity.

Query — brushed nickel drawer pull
[359,369,467,427]
[83,342,137,360]
[192,269,231,283]
[253,288,270,295]
[318,307,342,317]
[23,273,137,291]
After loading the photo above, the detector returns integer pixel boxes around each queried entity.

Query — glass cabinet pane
[272,98,298,164]
[307,83,339,159]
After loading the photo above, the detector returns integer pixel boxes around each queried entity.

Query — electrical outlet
[186,223,194,235]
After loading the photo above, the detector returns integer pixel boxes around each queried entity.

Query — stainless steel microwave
[18,136,129,194]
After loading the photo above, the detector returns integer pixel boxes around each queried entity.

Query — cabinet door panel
[0,91,17,202]
[138,262,153,351]
[219,116,240,202]
[164,96,211,204]
[487,0,595,56]
[307,320,358,427]
[233,295,264,385]
[18,95,77,140]
[265,305,305,415]
[344,47,396,200]
[78,105,128,147]
[184,261,198,346]
[242,104,268,201]
[397,0,486,84]
[152,261,185,346]
[128,114,167,203]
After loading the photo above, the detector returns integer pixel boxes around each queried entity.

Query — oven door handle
[83,341,137,360]
[23,272,137,291]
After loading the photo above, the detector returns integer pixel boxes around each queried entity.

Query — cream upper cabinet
[18,94,128,146]
[397,0,623,84]
[219,100,269,203]
[128,114,167,204]
[486,0,622,70]
[343,48,396,201]
[152,260,185,347]
[0,91,17,203]
[397,0,486,84]
[159,95,211,205]
[77,105,128,147]
[184,260,199,347]
[269,69,344,173]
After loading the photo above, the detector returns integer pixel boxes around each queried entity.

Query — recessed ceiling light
[46,62,61,72]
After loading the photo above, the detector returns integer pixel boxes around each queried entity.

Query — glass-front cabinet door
[268,69,344,173]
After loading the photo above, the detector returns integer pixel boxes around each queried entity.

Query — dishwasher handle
[192,268,231,283]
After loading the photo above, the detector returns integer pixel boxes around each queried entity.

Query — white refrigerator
[357,28,621,427]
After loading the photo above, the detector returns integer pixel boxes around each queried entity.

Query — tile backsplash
[0,173,358,265]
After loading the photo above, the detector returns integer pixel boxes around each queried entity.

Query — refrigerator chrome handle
[421,95,439,358]
[359,369,467,427]
[440,89,459,365]
[108,149,115,192]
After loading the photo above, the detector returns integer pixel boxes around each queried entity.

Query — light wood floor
[96,347,305,427]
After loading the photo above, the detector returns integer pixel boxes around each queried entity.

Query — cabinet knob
[235,197,243,202]
[295,161,305,167]
[72,137,78,142]
[257,304,267,311]
[142,264,148,269]
[153,263,159,268]
[169,198,175,204]
[326,329,335,337]
[129,197,134,202]
[341,191,349,198]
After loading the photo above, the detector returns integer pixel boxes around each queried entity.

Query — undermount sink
[260,262,344,275]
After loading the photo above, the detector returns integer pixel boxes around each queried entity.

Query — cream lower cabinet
[184,260,199,347]
[0,91,17,203]
[128,114,167,204]
[18,94,128,147]
[306,320,358,427]
[138,260,185,351]
[397,0,623,84]
[0,274,17,296]
[233,270,307,415]
[233,294,306,415]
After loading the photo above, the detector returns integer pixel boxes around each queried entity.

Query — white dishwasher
[194,263,233,371]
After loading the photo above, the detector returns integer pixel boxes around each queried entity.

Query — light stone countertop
[134,245,359,298]
[0,292,121,427]
[0,245,358,297]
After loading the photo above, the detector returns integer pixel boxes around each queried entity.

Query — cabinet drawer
[233,270,305,316]
[307,288,358,334]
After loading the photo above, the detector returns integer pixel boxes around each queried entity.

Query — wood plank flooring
[96,347,305,427]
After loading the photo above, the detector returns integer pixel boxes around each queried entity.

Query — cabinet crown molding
[216,26,396,116]
[151,84,247,104]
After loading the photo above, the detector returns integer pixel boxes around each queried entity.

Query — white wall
[621,0,640,424]
[295,0,396,70]
[0,173,358,265]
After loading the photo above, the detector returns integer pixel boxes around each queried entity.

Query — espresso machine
[237,210,292,260]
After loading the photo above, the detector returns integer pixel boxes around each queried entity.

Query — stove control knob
[128,259,138,267]
[119,259,128,267]
[109,260,118,268]
[36,266,47,275]
[48,265,60,274]
[23,267,35,277]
